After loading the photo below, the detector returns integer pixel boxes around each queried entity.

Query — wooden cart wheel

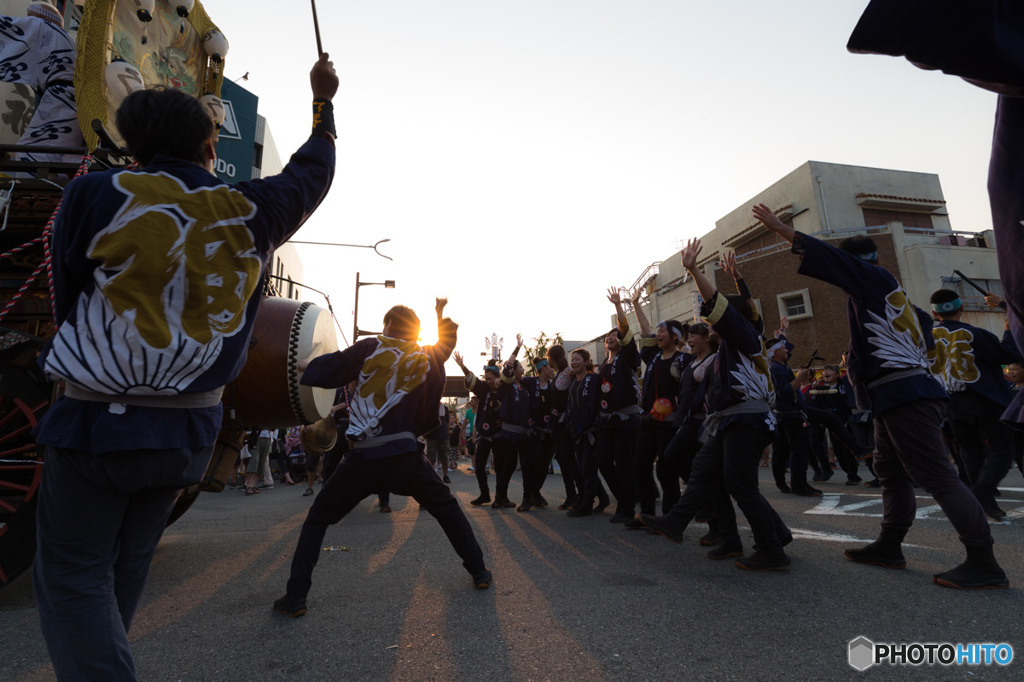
[0,392,48,587]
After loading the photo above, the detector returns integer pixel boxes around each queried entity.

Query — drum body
[226,297,337,429]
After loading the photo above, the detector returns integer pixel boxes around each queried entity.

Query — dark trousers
[426,438,449,472]
[666,425,789,553]
[525,433,554,499]
[948,392,1016,508]
[635,419,680,514]
[553,426,582,504]
[271,447,293,482]
[493,436,527,501]
[664,419,703,483]
[773,416,811,487]
[330,444,389,508]
[285,451,485,598]
[804,407,861,479]
[595,421,637,514]
[473,438,493,495]
[574,431,610,509]
[873,398,993,547]
[34,444,212,681]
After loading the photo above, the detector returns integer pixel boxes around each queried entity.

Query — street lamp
[353,271,395,340]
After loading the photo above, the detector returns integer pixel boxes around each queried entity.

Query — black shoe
[845,477,862,486]
[380,505,392,513]
[811,472,823,482]
[516,501,532,512]
[820,469,834,482]
[932,549,1009,590]
[470,494,491,506]
[707,542,744,560]
[864,479,881,488]
[623,518,645,530]
[473,568,493,590]
[843,540,907,569]
[273,594,308,618]
[595,500,610,514]
[443,475,451,484]
[567,507,593,517]
[791,484,823,497]
[558,496,577,511]
[735,550,791,571]
[609,512,633,524]
[637,513,683,544]
[776,483,792,494]
[982,502,1007,521]
[531,494,549,509]
[699,530,723,547]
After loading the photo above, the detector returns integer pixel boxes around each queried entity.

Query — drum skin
[225,297,338,429]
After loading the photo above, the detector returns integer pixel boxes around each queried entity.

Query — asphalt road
[2,463,1023,681]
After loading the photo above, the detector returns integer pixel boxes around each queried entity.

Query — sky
[200,0,998,364]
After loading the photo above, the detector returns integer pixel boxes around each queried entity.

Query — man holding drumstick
[32,54,339,678]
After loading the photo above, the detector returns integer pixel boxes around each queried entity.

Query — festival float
[0,0,338,587]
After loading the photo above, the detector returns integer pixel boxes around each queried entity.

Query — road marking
[803,493,1024,523]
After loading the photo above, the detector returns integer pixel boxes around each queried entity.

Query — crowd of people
[23,3,1024,676]
[433,207,1023,583]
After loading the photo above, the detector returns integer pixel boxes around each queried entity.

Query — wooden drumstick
[311,0,324,57]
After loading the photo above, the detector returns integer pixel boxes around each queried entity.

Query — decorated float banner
[75,0,228,150]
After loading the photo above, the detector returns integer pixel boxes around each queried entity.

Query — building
[218,79,305,302]
[620,161,1004,368]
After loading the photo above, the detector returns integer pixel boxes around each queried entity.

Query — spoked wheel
[0,391,49,587]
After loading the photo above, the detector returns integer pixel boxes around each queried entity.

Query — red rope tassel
[42,154,94,325]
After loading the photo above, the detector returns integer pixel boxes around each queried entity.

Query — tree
[522,331,564,375]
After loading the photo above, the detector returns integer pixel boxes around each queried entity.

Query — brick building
[617,161,1004,369]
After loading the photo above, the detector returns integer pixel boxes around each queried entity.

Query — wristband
[312,99,336,139]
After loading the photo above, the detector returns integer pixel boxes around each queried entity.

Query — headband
[657,320,684,341]
[932,298,962,314]
[857,252,878,263]
[483,365,500,375]
[768,341,786,354]
[534,359,549,370]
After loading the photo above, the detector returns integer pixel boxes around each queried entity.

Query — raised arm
[607,287,629,335]
[508,333,523,361]
[681,238,717,303]
[452,351,472,377]
[630,288,651,335]
[752,203,796,244]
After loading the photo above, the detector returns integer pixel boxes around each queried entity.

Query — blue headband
[857,252,878,263]
[534,359,549,370]
[932,298,962,313]
[484,365,500,374]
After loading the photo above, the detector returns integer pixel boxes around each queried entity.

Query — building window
[777,289,812,321]
[862,208,934,232]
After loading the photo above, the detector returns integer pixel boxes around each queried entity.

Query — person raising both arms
[752,202,1007,589]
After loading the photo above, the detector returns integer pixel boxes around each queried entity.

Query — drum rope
[287,302,313,424]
